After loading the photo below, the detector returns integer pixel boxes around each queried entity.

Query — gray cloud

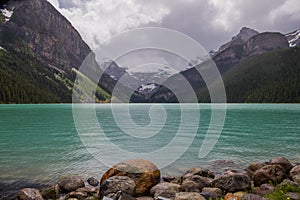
[48,0,300,51]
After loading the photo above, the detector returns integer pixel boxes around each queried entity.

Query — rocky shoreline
[10,157,300,200]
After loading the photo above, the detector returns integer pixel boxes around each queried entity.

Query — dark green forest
[198,47,300,103]
[1,42,299,103]
[0,44,73,103]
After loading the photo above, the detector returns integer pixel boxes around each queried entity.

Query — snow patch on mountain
[138,83,157,92]
[0,7,14,22]
[129,65,177,75]
[286,29,300,47]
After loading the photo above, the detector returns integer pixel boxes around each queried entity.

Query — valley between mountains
[0,0,299,103]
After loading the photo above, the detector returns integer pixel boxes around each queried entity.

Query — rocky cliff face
[244,32,289,56]
[213,29,289,74]
[0,0,91,73]
[213,27,259,73]
[218,27,259,53]
[147,28,291,103]
[0,0,114,103]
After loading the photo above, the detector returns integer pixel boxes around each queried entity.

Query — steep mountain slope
[0,45,72,103]
[217,27,259,53]
[0,0,111,103]
[198,47,300,103]
[213,28,289,74]
[147,29,292,103]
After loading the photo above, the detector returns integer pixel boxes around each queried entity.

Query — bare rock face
[17,188,44,200]
[218,27,259,53]
[1,0,91,72]
[244,32,289,56]
[213,27,259,73]
[253,164,287,186]
[100,159,161,196]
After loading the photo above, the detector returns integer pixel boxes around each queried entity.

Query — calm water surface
[0,104,299,185]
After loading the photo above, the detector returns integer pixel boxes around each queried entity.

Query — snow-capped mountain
[101,60,181,94]
[128,65,177,84]
[286,29,300,47]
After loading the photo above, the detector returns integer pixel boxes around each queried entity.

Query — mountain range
[0,0,299,103]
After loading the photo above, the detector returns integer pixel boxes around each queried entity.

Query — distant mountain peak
[217,27,259,53]
[235,27,259,40]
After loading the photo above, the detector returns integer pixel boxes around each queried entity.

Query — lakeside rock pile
[17,157,300,200]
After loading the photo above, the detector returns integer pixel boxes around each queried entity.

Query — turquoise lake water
[0,104,299,186]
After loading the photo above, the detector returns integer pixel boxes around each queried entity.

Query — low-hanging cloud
[48,0,169,49]
[48,0,300,51]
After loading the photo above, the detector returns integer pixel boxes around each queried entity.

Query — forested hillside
[0,0,112,103]
[198,47,300,103]
[0,45,73,103]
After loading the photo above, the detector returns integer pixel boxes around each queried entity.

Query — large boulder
[136,197,154,200]
[201,187,223,200]
[174,192,206,200]
[182,168,215,179]
[257,183,275,196]
[180,174,211,193]
[150,182,180,196]
[41,184,60,200]
[65,191,88,200]
[180,181,203,192]
[100,159,160,196]
[162,175,182,184]
[241,194,269,200]
[184,175,212,187]
[253,164,287,186]
[76,186,99,196]
[246,163,265,180]
[17,188,44,200]
[223,192,248,200]
[270,157,293,172]
[211,174,251,192]
[285,192,300,200]
[290,165,300,184]
[100,176,136,197]
[153,190,176,200]
[57,176,85,192]
[290,165,300,176]
[87,177,99,187]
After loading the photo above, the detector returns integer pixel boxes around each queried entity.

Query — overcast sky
[48,0,300,51]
